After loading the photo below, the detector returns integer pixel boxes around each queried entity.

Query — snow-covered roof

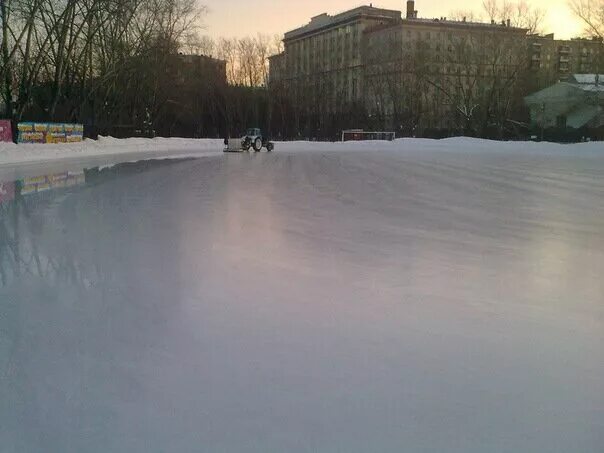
[567,104,602,128]
[525,80,604,105]
[401,17,527,33]
[576,84,604,93]
[524,83,581,103]
[570,74,604,85]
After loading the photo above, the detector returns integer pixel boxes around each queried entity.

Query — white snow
[0,136,602,169]
[1,142,604,452]
[0,136,224,166]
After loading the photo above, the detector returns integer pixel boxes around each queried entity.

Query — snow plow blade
[224,138,244,152]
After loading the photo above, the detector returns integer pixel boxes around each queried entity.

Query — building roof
[570,74,604,85]
[283,5,401,41]
[525,79,604,106]
[567,104,602,128]
[268,53,285,61]
[525,83,580,104]
[399,17,527,33]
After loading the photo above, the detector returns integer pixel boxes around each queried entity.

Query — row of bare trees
[185,34,282,86]
[1,0,602,139]
[371,26,537,137]
[0,0,206,126]
[449,1,545,34]
[0,0,286,137]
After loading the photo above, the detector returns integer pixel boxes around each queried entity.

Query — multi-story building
[269,1,604,134]
[270,5,401,108]
[528,34,604,87]
[171,54,228,87]
[362,9,529,130]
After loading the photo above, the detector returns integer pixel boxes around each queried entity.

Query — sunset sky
[203,0,584,40]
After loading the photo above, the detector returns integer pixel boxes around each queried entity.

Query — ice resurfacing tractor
[224,128,274,153]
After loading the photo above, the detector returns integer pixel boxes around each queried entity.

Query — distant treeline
[2,0,604,141]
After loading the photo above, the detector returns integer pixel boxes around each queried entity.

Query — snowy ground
[0,136,224,167]
[1,141,603,452]
[1,135,603,171]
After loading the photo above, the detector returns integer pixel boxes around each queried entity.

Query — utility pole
[540,102,545,142]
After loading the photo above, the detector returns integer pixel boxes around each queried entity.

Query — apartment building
[362,10,529,128]
[528,34,604,87]
[269,5,401,107]
[269,1,604,132]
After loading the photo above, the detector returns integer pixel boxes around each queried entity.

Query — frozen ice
[1,143,603,452]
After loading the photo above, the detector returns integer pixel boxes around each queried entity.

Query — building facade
[362,14,529,131]
[528,34,604,88]
[271,6,401,109]
[269,1,604,135]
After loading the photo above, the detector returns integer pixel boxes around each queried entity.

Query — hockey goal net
[341,130,396,142]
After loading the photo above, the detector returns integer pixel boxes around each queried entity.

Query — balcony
[559,56,570,63]
[559,46,571,53]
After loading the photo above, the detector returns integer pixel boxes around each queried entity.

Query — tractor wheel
[253,137,262,151]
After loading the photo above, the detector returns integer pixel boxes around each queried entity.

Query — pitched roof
[566,104,602,128]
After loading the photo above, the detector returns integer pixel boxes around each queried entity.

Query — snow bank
[0,136,224,166]
[0,136,601,168]
[275,137,604,155]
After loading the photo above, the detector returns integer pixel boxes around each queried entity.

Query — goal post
[341,130,396,142]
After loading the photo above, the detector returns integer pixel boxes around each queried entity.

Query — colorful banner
[21,171,85,195]
[0,120,12,142]
[17,122,84,144]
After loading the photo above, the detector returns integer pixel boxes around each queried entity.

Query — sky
[203,0,584,40]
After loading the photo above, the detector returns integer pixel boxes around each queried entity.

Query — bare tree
[448,10,483,22]
[482,0,545,33]
[569,0,604,38]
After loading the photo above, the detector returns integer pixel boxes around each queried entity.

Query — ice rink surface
[1,145,603,452]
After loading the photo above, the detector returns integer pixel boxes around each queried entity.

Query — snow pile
[0,136,602,168]
[275,137,604,155]
[0,136,224,165]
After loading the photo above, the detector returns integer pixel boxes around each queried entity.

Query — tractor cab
[245,128,261,138]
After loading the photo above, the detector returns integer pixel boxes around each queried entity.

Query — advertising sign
[20,171,85,196]
[17,122,47,143]
[17,122,84,144]
[65,124,84,142]
[0,120,13,142]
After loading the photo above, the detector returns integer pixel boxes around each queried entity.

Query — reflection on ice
[0,152,603,453]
